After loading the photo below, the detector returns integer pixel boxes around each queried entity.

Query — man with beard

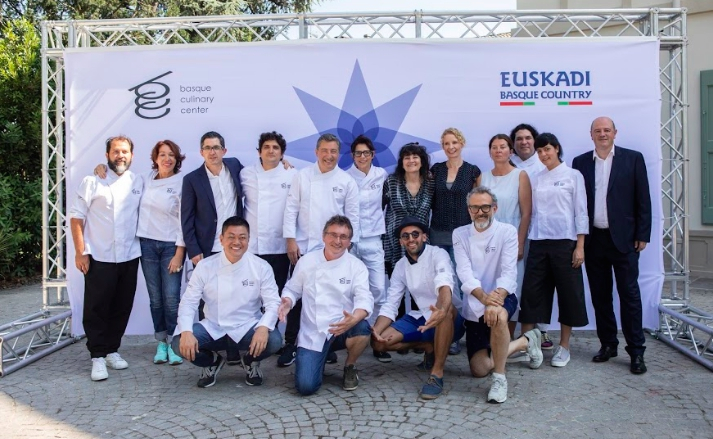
[452,187,543,403]
[371,216,463,400]
[69,135,144,381]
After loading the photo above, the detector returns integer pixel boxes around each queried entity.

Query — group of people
[69,115,652,404]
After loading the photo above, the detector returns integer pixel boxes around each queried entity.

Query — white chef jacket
[177,251,280,344]
[379,245,457,322]
[240,163,297,255]
[136,171,184,246]
[282,250,373,352]
[69,169,142,263]
[512,153,545,178]
[283,164,360,253]
[346,164,387,239]
[207,164,238,253]
[529,163,589,241]
[593,148,615,229]
[452,220,519,322]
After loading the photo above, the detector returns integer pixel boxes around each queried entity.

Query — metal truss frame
[6,7,706,377]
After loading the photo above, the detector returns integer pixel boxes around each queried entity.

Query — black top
[429,161,481,234]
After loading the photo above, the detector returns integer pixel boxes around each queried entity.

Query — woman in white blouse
[517,133,589,368]
[96,140,186,365]
[480,134,532,339]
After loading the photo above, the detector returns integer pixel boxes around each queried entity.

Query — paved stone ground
[1,279,712,439]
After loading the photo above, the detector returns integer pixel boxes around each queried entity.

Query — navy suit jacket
[181,157,244,260]
[572,146,652,254]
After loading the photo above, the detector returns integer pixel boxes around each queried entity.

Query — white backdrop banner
[65,38,663,335]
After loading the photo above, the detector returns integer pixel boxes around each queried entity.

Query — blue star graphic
[288,61,441,172]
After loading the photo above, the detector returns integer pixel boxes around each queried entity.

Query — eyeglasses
[400,231,422,240]
[468,204,493,213]
[325,232,351,241]
[201,145,224,152]
[353,150,373,158]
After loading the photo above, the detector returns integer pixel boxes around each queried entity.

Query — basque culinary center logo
[129,71,173,119]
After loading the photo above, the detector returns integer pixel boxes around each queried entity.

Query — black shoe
[592,346,618,363]
[373,350,392,363]
[197,353,226,388]
[342,364,359,390]
[413,348,425,354]
[630,355,647,374]
[396,348,410,355]
[326,351,338,364]
[277,343,297,367]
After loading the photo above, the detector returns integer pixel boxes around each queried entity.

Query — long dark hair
[394,142,430,182]
[488,134,517,168]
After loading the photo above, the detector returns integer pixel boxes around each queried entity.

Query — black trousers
[83,256,140,358]
[585,228,646,356]
[257,253,300,344]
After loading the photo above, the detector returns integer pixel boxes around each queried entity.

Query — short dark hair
[394,142,430,182]
[105,135,134,154]
[258,131,287,154]
[316,133,340,149]
[510,123,539,143]
[534,132,564,162]
[221,216,250,235]
[350,135,374,154]
[322,215,354,238]
[200,131,225,149]
[150,139,186,173]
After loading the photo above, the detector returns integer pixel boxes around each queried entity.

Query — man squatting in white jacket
[172,216,282,388]
[452,186,543,404]
[278,215,373,396]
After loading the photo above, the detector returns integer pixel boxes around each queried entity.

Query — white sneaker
[105,352,129,370]
[551,345,571,367]
[91,358,108,381]
[523,328,543,369]
[506,351,529,363]
[487,373,508,403]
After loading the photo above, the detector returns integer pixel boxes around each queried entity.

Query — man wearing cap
[453,186,544,404]
[371,216,463,400]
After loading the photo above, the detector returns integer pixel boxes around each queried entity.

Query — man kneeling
[278,215,373,396]
[453,187,543,403]
[371,216,464,400]
[173,216,282,388]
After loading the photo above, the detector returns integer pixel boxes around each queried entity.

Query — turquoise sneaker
[167,343,183,365]
[153,341,168,364]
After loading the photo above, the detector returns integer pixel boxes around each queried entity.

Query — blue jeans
[294,320,371,396]
[140,238,182,342]
[171,323,282,367]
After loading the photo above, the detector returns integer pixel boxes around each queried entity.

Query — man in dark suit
[572,116,652,375]
[181,131,244,266]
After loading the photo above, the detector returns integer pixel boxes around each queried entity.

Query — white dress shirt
[529,163,589,241]
[593,148,615,229]
[380,245,458,322]
[282,250,373,352]
[283,164,360,254]
[346,164,387,238]
[207,164,238,252]
[69,170,142,263]
[452,220,519,322]
[177,251,280,343]
[512,153,545,178]
[137,171,184,246]
[240,163,297,255]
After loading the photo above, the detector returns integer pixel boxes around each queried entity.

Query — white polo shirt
[240,163,297,255]
[346,164,387,239]
[69,169,143,263]
[283,164,360,254]
[452,220,519,321]
[136,171,184,246]
[282,249,373,352]
[177,251,280,344]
